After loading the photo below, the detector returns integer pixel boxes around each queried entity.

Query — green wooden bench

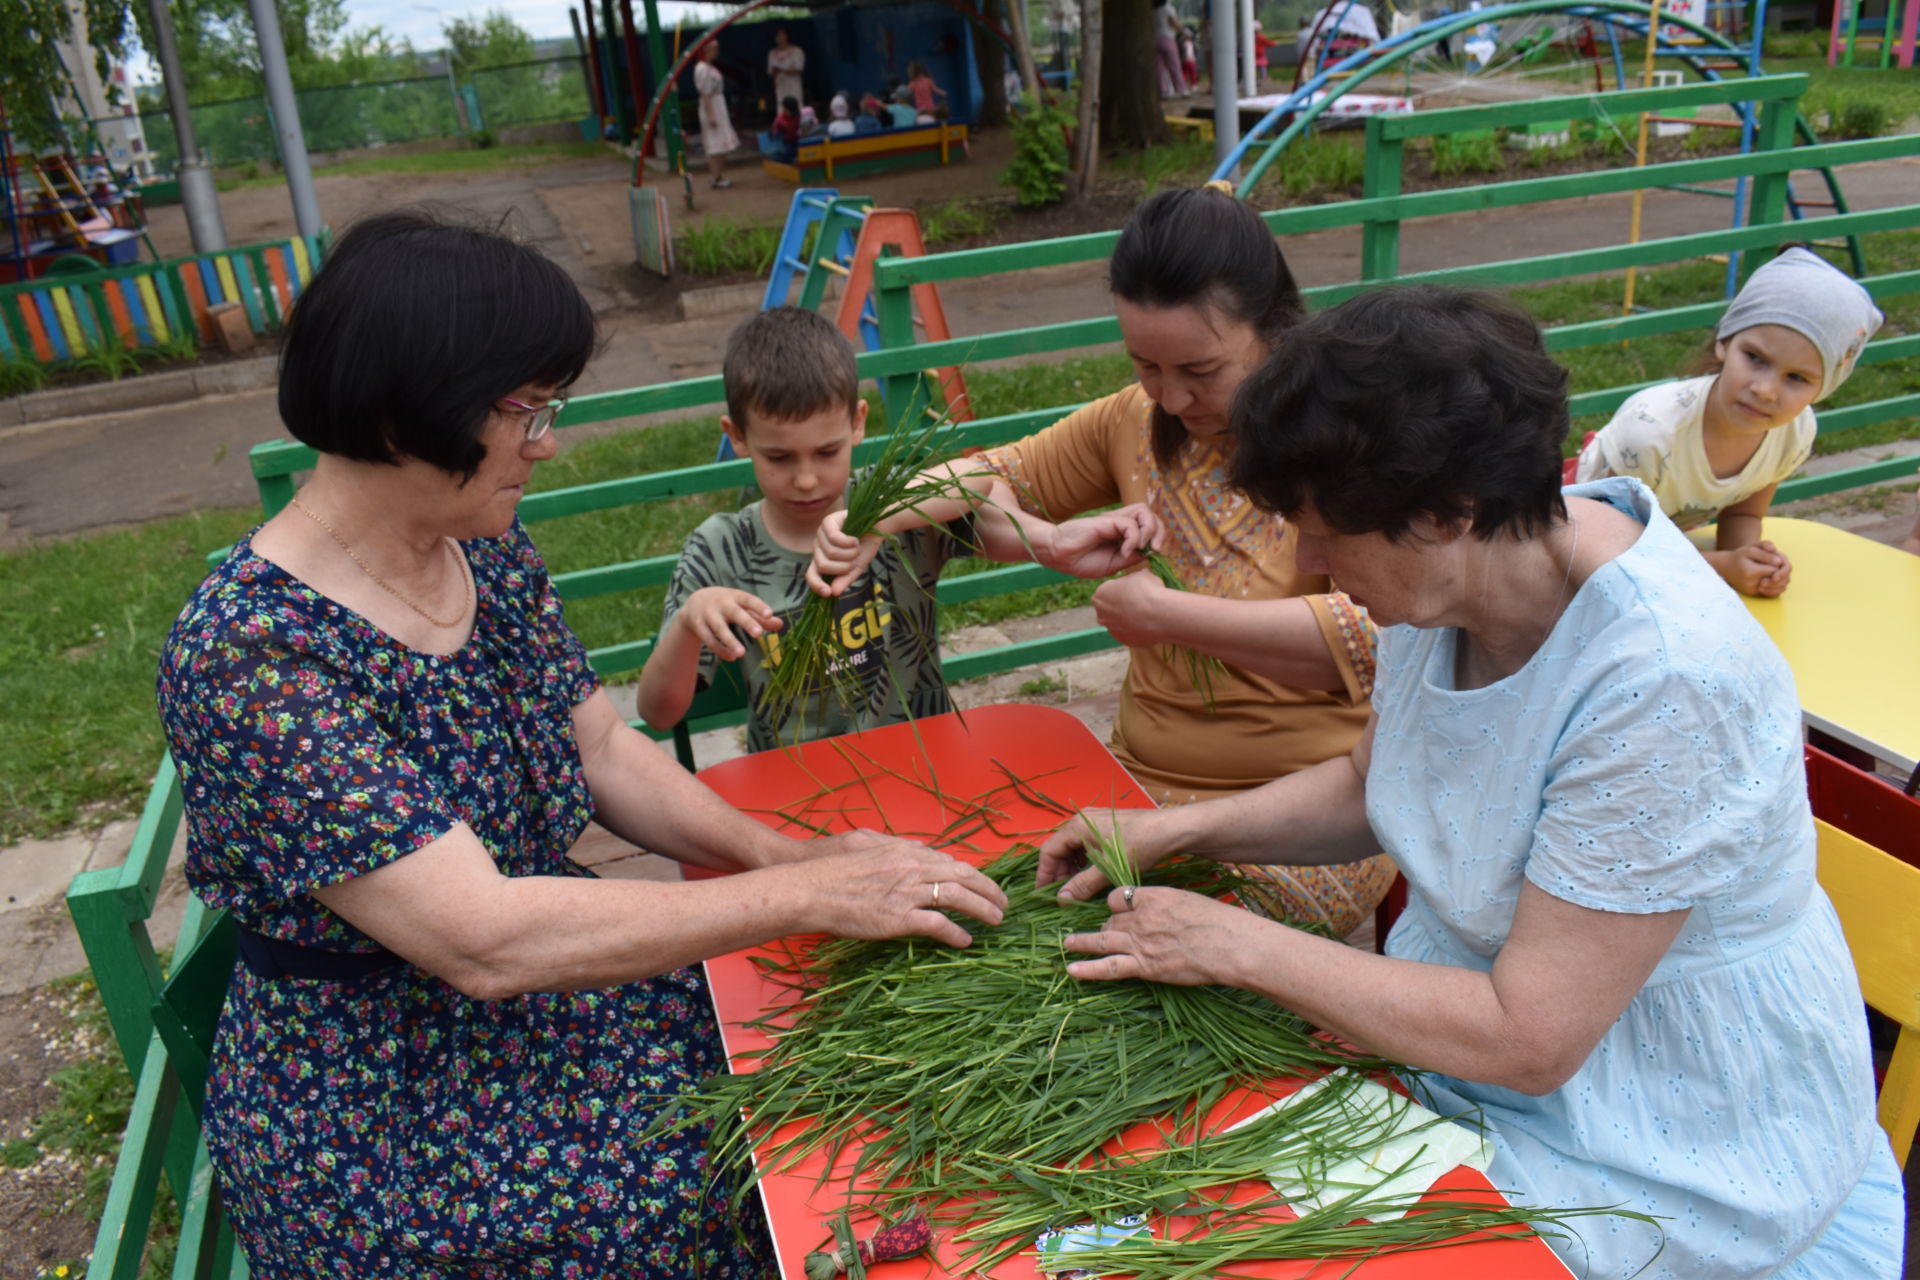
[66,755,250,1279]
[74,72,1920,1277]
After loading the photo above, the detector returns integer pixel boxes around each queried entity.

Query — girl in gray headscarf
[1575,245,1883,596]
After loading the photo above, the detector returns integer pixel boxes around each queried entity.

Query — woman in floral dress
[156,210,1005,1279]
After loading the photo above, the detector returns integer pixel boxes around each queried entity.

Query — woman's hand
[807,510,883,597]
[1091,566,1174,649]
[796,829,1008,947]
[1060,886,1253,985]
[678,587,781,660]
[1039,504,1161,578]
[1037,808,1176,900]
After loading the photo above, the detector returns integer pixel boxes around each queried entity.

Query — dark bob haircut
[278,210,596,481]
[1108,186,1304,469]
[1228,285,1569,542]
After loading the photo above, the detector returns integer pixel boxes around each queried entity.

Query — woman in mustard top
[813,186,1396,937]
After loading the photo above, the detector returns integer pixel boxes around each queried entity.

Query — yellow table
[1693,518,1920,774]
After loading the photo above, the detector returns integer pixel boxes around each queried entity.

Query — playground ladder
[722,193,971,460]
[1830,0,1917,67]
[31,156,112,241]
[832,209,971,432]
[762,188,876,331]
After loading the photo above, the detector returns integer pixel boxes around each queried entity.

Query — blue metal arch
[1209,0,1860,284]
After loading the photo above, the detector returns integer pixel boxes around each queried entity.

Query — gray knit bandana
[1716,247,1884,400]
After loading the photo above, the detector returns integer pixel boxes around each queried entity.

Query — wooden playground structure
[0,97,150,284]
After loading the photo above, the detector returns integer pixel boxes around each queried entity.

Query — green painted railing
[236,84,1920,685]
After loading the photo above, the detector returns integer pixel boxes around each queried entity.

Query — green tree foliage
[131,0,446,170]
[448,10,586,132]
[444,10,535,71]
[134,0,419,99]
[2,0,137,150]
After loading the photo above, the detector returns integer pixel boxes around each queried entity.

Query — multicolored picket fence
[0,232,328,365]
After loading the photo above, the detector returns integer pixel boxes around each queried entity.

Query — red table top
[695,704,1574,1280]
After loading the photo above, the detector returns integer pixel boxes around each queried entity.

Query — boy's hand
[1711,542,1792,597]
[807,510,883,597]
[1042,504,1162,577]
[679,587,781,660]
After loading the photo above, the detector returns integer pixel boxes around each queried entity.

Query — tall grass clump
[1429,131,1503,177]
[677,215,782,275]
[1273,131,1364,198]
[920,198,1004,245]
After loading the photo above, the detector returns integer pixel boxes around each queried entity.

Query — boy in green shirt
[637,307,973,751]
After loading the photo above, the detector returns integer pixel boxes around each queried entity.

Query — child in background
[906,60,948,116]
[1575,245,1883,596]
[826,92,856,138]
[770,96,801,160]
[888,85,919,128]
[637,308,975,751]
[859,93,889,132]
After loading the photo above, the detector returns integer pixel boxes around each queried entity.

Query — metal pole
[617,0,650,149]
[144,0,227,252]
[601,0,633,143]
[1239,0,1257,95]
[640,0,684,171]
[1211,0,1240,171]
[446,48,469,132]
[570,7,606,121]
[246,0,322,238]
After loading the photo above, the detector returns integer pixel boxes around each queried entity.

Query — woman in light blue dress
[1038,285,1905,1279]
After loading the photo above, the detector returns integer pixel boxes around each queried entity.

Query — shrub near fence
[0,232,328,366]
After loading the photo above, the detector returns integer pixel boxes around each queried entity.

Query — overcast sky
[342,0,721,52]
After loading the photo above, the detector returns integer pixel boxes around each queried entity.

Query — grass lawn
[215,141,611,191]
[1,231,1914,843]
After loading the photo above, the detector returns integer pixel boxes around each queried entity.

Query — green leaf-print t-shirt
[661,484,972,752]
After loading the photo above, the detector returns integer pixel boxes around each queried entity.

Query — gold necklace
[288,495,471,628]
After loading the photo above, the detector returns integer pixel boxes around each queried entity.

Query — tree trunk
[1099,0,1168,149]
[1004,0,1046,104]
[1070,0,1101,197]
[972,0,1009,126]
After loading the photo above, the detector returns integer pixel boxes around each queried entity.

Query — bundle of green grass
[649,848,1650,1274]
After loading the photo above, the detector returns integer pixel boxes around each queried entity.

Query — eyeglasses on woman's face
[498,393,568,442]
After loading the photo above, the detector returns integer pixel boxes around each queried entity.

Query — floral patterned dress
[156,519,771,1279]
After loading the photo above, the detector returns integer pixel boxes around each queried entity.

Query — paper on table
[1226,1071,1494,1222]
[1034,1212,1151,1279]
